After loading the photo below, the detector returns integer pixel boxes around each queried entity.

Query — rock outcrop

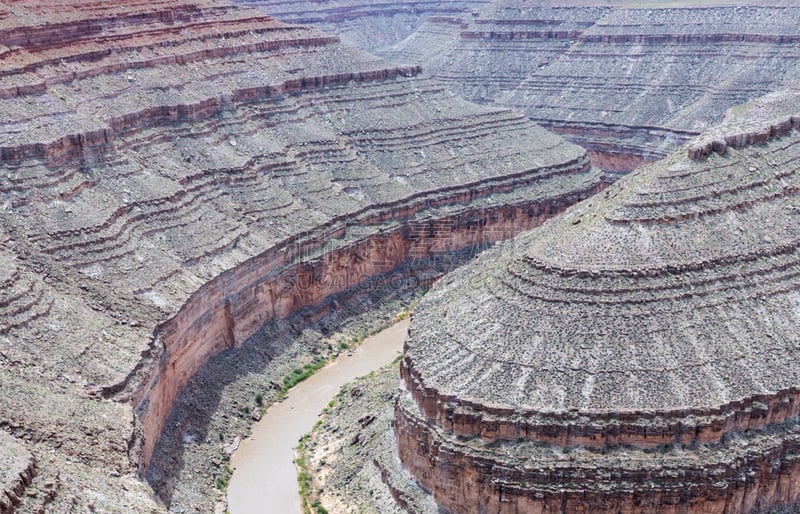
[397,90,800,513]
[0,432,35,514]
[258,1,800,174]
[0,0,600,509]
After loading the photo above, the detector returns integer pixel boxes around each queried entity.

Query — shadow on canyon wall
[145,245,488,503]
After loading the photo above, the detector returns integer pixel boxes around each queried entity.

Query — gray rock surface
[398,89,800,513]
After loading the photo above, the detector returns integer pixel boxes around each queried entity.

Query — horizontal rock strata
[397,90,800,513]
[395,397,800,514]
[266,1,800,174]
[137,161,600,474]
[236,0,486,53]
[0,0,600,509]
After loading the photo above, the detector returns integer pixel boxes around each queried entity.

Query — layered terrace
[263,1,800,174]
[398,90,800,513]
[0,1,600,509]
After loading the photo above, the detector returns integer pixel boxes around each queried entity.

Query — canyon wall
[254,1,800,174]
[395,398,800,514]
[0,0,601,510]
[236,0,486,53]
[135,158,600,473]
[395,90,800,514]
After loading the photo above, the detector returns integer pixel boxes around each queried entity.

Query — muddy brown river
[227,318,409,514]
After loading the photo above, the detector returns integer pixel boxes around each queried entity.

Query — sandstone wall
[395,399,800,514]
[0,1,601,508]
[135,162,601,471]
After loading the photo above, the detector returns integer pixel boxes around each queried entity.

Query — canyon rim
[1,1,800,513]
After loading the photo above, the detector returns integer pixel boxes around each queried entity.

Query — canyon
[3,1,800,513]
[254,0,800,174]
[226,318,409,514]
[0,0,601,511]
[396,89,800,513]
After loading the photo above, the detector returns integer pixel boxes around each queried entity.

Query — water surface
[227,318,409,514]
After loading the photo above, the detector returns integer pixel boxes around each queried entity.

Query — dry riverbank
[294,360,436,514]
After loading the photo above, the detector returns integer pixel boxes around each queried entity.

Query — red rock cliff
[396,91,800,514]
[0,1,601,509]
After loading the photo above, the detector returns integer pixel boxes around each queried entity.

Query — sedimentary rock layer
[0,0,600,509]
[236,0,485,53]
[395,397,800,514]
[260,1,800,173]
[398,90,800,513]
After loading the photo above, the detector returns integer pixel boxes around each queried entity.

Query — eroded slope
[0,0,600,510]
[398,90,800,513]
[258,1,800,174]
[236,0,487,53]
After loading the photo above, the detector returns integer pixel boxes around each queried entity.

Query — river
[226,317,410,514]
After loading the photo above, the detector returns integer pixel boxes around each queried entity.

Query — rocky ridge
[236,0,486,53]
[397,89,800,513]
[0,0,600,510]
[258,1,800,174]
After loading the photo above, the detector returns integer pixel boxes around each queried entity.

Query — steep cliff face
[0,0,601,510]
[396,89,800,514]
[395,400,800,514]
[256,1,800,174]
